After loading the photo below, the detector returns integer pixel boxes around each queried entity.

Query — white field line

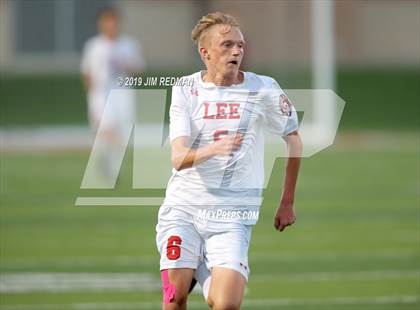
[249,249,419,262]
[250,270,420,282]
[0,296,418,310]
[0,270,419,293]
[75,197,164,206]
[0,256,158,269]
[0,273,160,293]
[1,127,417,152]
[74,196,263,206]
[1,249,416,269]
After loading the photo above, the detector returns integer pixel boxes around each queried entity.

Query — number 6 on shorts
[166,235,182,260]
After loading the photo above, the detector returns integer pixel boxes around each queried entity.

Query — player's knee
[163,293,188,310]
[161,268,193,309]
[174,293,188,306]
[208,296,241,310]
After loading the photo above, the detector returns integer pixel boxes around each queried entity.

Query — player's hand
[274,201,296,232]
[212,133,243,155]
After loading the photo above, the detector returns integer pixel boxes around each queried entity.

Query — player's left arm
[274,130,303,232]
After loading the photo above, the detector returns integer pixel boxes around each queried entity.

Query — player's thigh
[89,94,122,140]
[204,223,252,280]
[208,267,246,310]
[156,209,202,270]
[205,224,252,309]
[156,209,202,308]
[87,95,105,130]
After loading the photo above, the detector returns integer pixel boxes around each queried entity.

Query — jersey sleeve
[264,79,299,136]
[121,38,146,72]
[131,40,146,72]
[169,85,191,142]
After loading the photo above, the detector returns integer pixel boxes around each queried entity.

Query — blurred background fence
[0,0,419,130]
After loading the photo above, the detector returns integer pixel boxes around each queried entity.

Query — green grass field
[0,133,418,309]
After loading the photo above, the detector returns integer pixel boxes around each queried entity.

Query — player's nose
[232,45,243,56]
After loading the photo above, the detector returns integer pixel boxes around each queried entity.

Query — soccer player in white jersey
[156,12,302,310]
[80,7,145,176]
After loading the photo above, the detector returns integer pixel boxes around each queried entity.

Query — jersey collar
[198,70,247,89]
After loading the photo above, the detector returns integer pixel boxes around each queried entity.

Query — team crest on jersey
[279,94,292,116]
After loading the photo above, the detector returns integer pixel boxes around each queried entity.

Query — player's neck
[203,70,243,87]
[102,33,119,41]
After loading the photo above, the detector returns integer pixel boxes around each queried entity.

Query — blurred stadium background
[0,0,419,309]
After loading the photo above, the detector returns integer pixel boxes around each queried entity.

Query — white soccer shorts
[156,205,252,281]
[87,91,136,132]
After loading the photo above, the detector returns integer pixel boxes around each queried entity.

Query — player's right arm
[81,74,91,91]
[171,134,242,171]
[80,40,93,92]
[170,82,242,171]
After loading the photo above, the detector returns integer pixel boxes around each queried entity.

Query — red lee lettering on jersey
[203,102,212,119]
[203,102,241,119]
[229,103,240,119]
[216,103,228,119]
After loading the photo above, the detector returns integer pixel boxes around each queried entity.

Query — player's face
[202,25,245,76]
[98,13,119,39]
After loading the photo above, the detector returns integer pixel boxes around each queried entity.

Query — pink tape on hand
[161,269,176,305]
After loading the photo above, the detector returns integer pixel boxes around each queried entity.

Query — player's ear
[199,47,210,61]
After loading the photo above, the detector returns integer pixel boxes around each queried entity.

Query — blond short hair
[191,12,239,47]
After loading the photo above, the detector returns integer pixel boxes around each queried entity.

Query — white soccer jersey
[162,71,298,224]
[80,35,145,128]
[81,34,145,93]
